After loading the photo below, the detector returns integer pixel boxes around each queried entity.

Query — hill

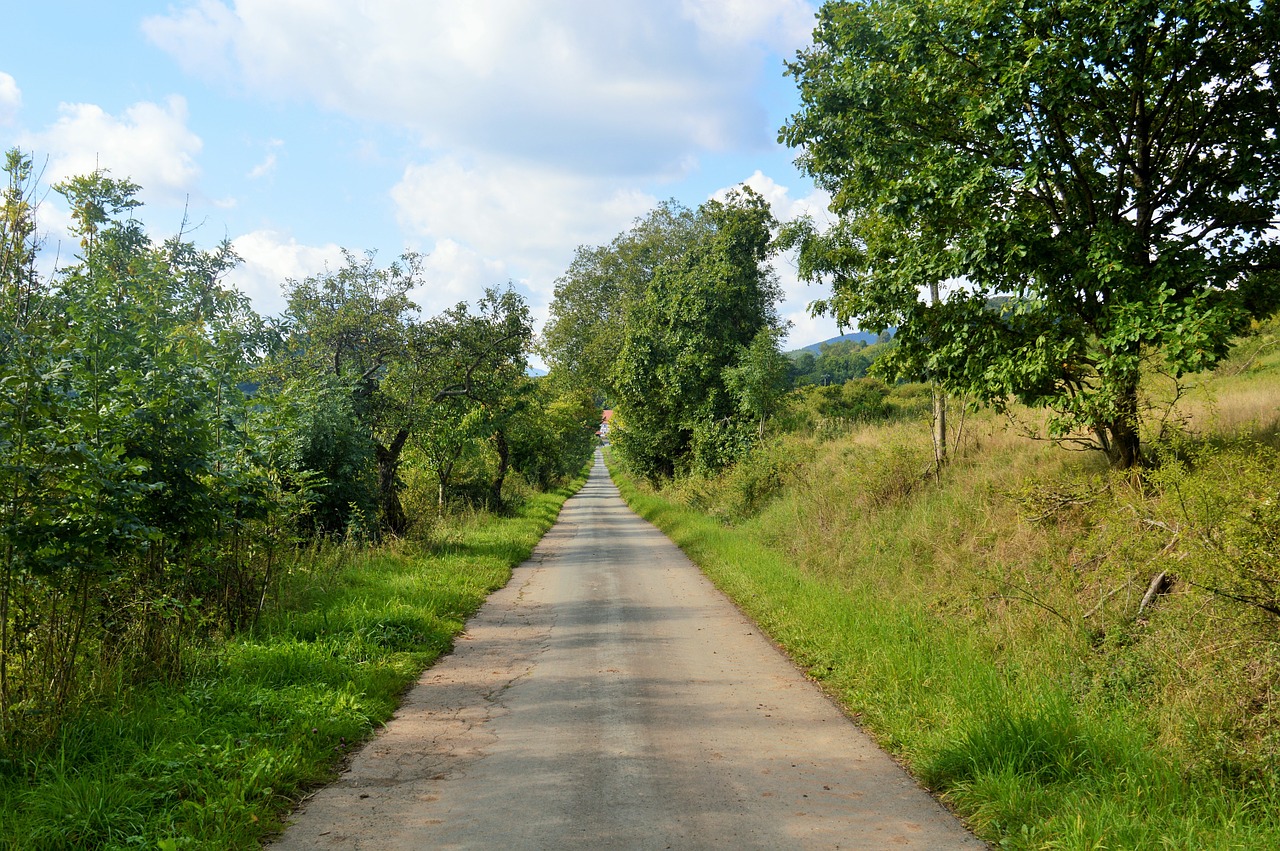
[787,330,885,356]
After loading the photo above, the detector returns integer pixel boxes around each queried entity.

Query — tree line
[0,149,598,748]
[544,188,793,480]
[553,0,1279,490]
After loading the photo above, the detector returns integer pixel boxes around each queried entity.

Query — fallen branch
[1137,571,1174,618]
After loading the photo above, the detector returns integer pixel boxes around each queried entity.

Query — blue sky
[0,1,842,351]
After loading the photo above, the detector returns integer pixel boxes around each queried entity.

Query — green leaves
[783,0,1280,466]
[609,188,783,479]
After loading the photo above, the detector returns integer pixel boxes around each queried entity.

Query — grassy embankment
[610,323,1280,849]
[0,471,587,850]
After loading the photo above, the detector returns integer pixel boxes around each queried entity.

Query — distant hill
[788,331,887,357]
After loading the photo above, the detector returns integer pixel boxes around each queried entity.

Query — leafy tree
[275,250,420,532]
[781,0,1280,468]
[399,286,533,510]
[0,158,277,737]
[725,327,792,439]
[543,201,707,398]
[413,397,485,515]
[611,188,782,478]
[507,373,601,490]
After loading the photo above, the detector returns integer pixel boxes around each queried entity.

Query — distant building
[598,409,614,441]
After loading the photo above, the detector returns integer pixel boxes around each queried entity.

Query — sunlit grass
[0,469,588,850]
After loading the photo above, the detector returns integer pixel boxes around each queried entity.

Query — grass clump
[0,471,586,850]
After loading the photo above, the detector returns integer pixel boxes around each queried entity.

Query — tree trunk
[375,428,410,535]
[931,382,947,472]
[489,429,510,508]
[927,281,947,472]
[436,458,454,519]
[1101,377,1143,469]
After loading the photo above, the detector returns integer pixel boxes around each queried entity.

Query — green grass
[609,448,1280,849]
[0,471,586,850]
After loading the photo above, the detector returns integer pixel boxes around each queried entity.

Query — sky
[0,1,843,356]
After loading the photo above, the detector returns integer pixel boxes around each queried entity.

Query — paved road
[272,452,984,850]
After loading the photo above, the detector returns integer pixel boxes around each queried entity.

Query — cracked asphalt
[269,451,984,850]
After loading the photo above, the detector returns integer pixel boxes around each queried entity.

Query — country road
[271,451,984,850]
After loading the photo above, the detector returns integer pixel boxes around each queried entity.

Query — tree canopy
[781,0,1280,467]
[609,188,783,477]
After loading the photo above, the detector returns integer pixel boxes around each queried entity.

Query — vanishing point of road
[272,452,984,850]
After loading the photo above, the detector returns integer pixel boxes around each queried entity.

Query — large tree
[611,188,783,478]
[543,201,707,399]
[781,0,1280,467]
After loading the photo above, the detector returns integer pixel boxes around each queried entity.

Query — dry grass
[638,321,1280,845]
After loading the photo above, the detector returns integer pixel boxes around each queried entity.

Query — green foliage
[0,475,585,850]
[543,201,706,398]
[506,374,600,491]
[781,0,1280,467]
[0,155,308,746]
[724,327,791,439]
[786,337,893,387]
[610,187,783,479]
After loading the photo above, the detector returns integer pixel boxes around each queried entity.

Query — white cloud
[414,238,511,316]
[391,155,656,321]
[140,0,241,81]
[229,229,345,317]
[393,156,655,262]
[713,170,840,347]
[0,72,20,125]
[21,97,202,203]
[680,0,815,52]
[247,139,282,180]
[143,1,817,175]
[713,169,830,222]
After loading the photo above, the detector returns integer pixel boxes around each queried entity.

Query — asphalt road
[271,451,984,850]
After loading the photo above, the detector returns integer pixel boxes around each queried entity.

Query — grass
[607,322,1280,849]
[0,471,586,850]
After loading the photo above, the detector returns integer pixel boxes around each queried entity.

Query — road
[271,451,984,850]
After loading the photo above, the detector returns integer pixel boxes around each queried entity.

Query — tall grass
[0,471,586,850]
[608,322,1280,848]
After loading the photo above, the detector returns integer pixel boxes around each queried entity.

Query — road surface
[272,451,984,849]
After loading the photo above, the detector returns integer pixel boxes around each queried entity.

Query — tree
[391,286,533,513]
[543,201,707,399]
[781,0,1280,468]
[276,250,420,532]
[725,327,792,439]
[611,188,783,478]
[506,374,600,490]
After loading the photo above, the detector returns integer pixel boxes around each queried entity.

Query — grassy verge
[608,450,1280,850]
[0,471,586,851]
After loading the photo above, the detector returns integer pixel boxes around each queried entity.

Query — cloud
[414,238,511,316]
[713,168,829,223]
[229,229,345,317]
[143,1,817,176]
[391,155,656,320]
[680,0,816,52]
[0,72,20,125]
[393,156,655,262]
[247,139,282,180]
[140,0,241,81]
[21,97,202,203]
